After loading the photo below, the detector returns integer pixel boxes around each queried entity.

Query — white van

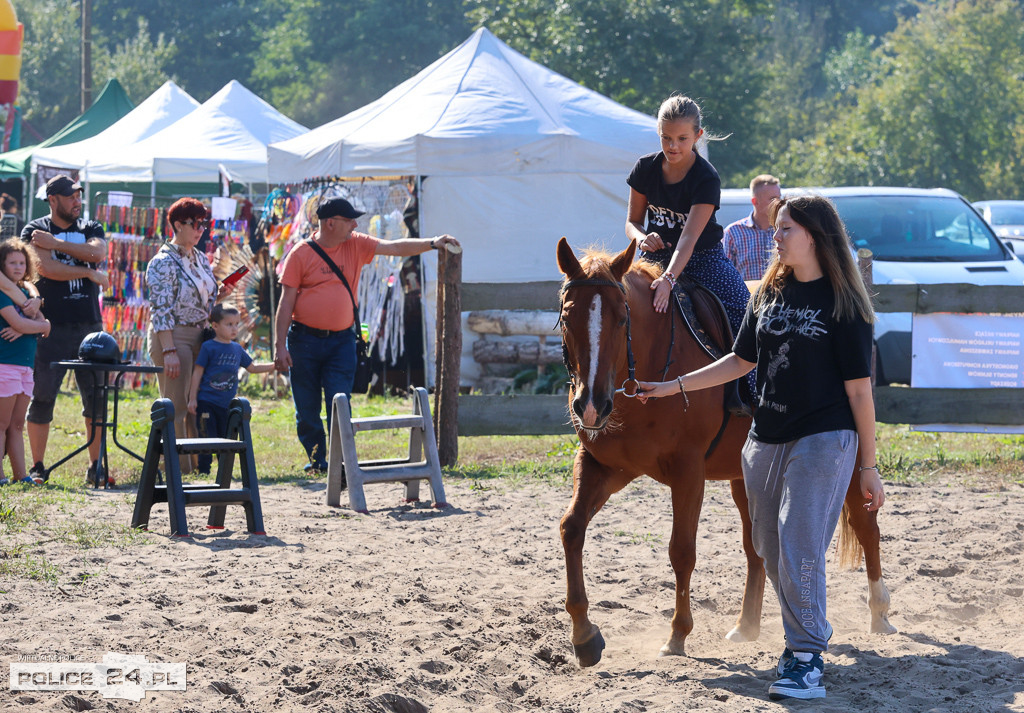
[715,186,1024,384]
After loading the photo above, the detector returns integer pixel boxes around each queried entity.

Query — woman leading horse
[555,233,894,673]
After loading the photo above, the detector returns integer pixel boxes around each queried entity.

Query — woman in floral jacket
[146,198,231,466]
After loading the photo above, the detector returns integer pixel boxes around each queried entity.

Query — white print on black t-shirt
[762,304,827,339]
[647,205,687,230]
[764,340,791,396]
[52,230,88,298]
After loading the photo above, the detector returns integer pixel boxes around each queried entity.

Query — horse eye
[618,317,627,327]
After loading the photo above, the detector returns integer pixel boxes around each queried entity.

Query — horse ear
[556,237,584,279]
[609,239,637,280]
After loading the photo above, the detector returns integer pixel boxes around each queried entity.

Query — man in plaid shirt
[721,174,782,280]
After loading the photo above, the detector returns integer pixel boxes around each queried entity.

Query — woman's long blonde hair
[756,195,874,323]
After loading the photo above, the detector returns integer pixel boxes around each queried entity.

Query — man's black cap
[45,175,83,197]
[316,196,364,221]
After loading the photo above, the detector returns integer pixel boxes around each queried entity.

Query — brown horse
[556,237,895,668]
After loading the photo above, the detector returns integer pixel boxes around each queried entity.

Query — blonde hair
[656,95,729,148]
[756,195,874,323]
[750,174,780,192]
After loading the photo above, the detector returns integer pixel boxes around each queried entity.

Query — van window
[986,203,1024,225]
[832,196,1007,262]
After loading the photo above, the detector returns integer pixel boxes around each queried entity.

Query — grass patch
[1,380,1021,587]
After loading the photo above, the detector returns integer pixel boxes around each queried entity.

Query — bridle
[559,277,640,398]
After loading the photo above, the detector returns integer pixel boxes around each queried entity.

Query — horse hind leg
[659,472,707,658]
[725,477,766,643]
[840,482,898,635]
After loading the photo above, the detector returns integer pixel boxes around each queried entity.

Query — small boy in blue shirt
[188,304,274,475]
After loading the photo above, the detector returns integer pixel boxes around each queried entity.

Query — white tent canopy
[267,28,657,285]
[268,27,654,181]
[67,80,308,184]
[31,81,200,179]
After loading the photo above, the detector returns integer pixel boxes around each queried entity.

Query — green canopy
[0,78,135,178]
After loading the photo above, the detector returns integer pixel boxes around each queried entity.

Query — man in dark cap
[12,175,110,483]
[274,196,459,473]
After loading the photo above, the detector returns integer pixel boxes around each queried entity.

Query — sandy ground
[1,473,1023,712]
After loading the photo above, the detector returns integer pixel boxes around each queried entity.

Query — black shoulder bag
[305,240,373,394]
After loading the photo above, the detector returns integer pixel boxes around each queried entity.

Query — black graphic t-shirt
[733,276,872,443]
[626,150,724,267]
[21,216,104,325]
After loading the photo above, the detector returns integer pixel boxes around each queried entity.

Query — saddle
[671,276,753,417]
[671,275,733,361]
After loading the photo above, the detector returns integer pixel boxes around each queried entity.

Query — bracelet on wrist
[858,465,878,471]
[162,347,177,354]
[663,270,676,286]
[675,375,690,410]
[430,238,438,250]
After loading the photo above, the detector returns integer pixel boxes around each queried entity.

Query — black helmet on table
[78,331,121,363]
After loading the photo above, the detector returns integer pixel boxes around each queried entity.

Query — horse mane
[576,246,660,289]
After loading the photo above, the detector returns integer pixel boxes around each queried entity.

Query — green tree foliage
[249,0,471,128]
[466,0,771,183]
[11,0,81,139]
[91,18,178,103]
[11,0,1024,200]
[780,0,1024,199]
[91,0,265,103]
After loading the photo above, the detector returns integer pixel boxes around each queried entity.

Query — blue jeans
[287,327,356,467]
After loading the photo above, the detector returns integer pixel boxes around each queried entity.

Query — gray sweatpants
[741,429,858,653]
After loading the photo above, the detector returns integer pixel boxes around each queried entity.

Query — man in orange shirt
[275,197,459,473]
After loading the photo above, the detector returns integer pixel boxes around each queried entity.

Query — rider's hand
[639,232,665,252]
[650,277,672,313]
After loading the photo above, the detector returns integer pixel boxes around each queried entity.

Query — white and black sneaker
[768,651,825,700]
[777,621,832,676]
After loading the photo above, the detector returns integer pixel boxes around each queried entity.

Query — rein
[559,277,640,398]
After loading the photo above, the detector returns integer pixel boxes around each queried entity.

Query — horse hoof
[658,642,686,657]
[871,617,898,635]
[573,630,606,667]
[725,625,759,643]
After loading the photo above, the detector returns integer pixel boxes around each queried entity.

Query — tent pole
[27,167,37,221]
[150,178,156,208]
[416,175,428,388]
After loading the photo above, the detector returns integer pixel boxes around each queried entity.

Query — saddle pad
[671,277,733,361]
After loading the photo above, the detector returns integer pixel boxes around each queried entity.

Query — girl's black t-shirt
[732,275,872,443]
[626,150,724,266]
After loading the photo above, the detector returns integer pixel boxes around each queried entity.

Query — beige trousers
[149,325,202,473]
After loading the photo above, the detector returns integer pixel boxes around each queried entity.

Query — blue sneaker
[769,652,825,700]
[776,647,795,677]
[777,621,832,676]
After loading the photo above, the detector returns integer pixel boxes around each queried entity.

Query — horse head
[557,237,637,432]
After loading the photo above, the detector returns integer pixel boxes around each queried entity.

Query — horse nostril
[571,397,585,419]
[599,399,614,421]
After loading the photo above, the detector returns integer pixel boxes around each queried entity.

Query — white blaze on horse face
[587,294,602,395]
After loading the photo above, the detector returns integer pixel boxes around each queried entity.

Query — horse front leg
[660,467,706,657]
[561,450,618,667]
[843,478,897,634]
[725,477,766,642]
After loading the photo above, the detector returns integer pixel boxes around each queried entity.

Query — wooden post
[434,246,462,466]
[858,248,877,385]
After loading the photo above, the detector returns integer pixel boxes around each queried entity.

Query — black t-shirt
[732,276,872,443]
[21,215,105,325]
[626,150,724,266]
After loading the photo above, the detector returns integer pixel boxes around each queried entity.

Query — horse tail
[836,503,864,570]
